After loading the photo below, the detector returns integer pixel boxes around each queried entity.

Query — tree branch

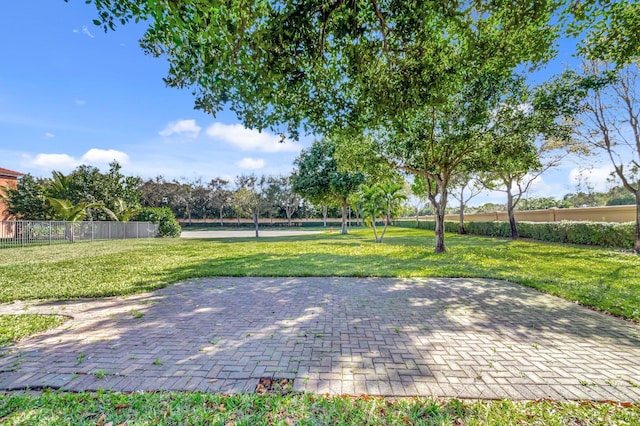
[370,0,389,55]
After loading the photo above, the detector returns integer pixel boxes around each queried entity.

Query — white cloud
[29,153,78,171]
[523,175,568,199]
[82,26,95,38]
[236,157,265,170]
[206,123,301,153]
[27,149,129,172]
[569,165,617,192]
[159,119,201,138]
[81,148,130,165]
[73,25,94,38]
[44,132,55,139]
[74,99,86,106]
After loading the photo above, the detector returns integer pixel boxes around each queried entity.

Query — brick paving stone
[0,277,638,401]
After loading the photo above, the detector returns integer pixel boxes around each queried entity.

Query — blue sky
[0,1,617,205]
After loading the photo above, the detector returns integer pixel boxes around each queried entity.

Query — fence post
[136,222,139,239]
[49,221,52,245]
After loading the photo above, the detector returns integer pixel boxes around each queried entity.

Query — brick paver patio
[0,277,638,401]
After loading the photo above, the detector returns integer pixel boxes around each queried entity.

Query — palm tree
[47,198,104,222]
[46,171,73,199]
[361,181,407,243]
[361,185,385,243]
[47,197,106,242]
[104,198,141,222]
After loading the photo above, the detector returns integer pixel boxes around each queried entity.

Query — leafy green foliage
[46,198,106,222]
[0,390,638,425]
[104,198,142,222]
[2,174,53,220]
[133,207,180,237]
[82,1,559,139]
[292,138,365,234]
[360,181,406,243]
[4,162,141,221]
[1,227,638,321]
[0,314,66,347]
[400,220,636,250]
[575,61,640,252]
[59,162,142,221]
[565,0,640,64]
[266,175,301,226]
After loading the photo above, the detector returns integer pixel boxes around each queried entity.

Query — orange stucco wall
[416,205,637,224]
[0,176,19,220]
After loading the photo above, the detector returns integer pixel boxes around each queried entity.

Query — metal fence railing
[0,221,159,249]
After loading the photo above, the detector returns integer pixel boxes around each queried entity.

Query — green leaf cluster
[133,206,181,237]
[291,138,365,208]
[3,161,142,221]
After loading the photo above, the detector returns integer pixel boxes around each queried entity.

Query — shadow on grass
[2,227,638,322]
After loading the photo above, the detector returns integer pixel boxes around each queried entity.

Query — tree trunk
[286,210,292,227]
[431,181,448,254]
[507,188,518,240]
[341,199,348,235]
[434,201,446,253]
[378,207,390,243]
[322,206,327,227]
[635,192,640,253]
[459,196,466,235]
[219,207,224,227]
[254,212,259,238]
[372,214,380,242]
[416,206,420,225]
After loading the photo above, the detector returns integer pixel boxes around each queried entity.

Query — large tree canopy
[81,0,561,138]
[77,0,639,252]
[565,0,640,65]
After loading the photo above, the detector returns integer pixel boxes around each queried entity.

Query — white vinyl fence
[0,221,158,249]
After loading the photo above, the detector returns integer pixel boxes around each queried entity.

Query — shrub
[396,220,634,249]
[133,207,181,238]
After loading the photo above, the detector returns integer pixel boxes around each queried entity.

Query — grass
[1,227,638,321]
[1,228,639,423]
[0,314,67,347]
[0,391,637,425]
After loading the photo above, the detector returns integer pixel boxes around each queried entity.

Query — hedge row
[397,220,635,249]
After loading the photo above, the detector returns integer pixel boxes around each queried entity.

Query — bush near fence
[133,207,181,238]
[397,220,635,249]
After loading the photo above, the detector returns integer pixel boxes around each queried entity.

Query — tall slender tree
[575,61,640,252]
[291,138,364,235]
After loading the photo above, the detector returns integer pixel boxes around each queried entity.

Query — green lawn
[1,227,638,321]
[0,391,637,425]
[0,314,67,347]
[1,227,639,422]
